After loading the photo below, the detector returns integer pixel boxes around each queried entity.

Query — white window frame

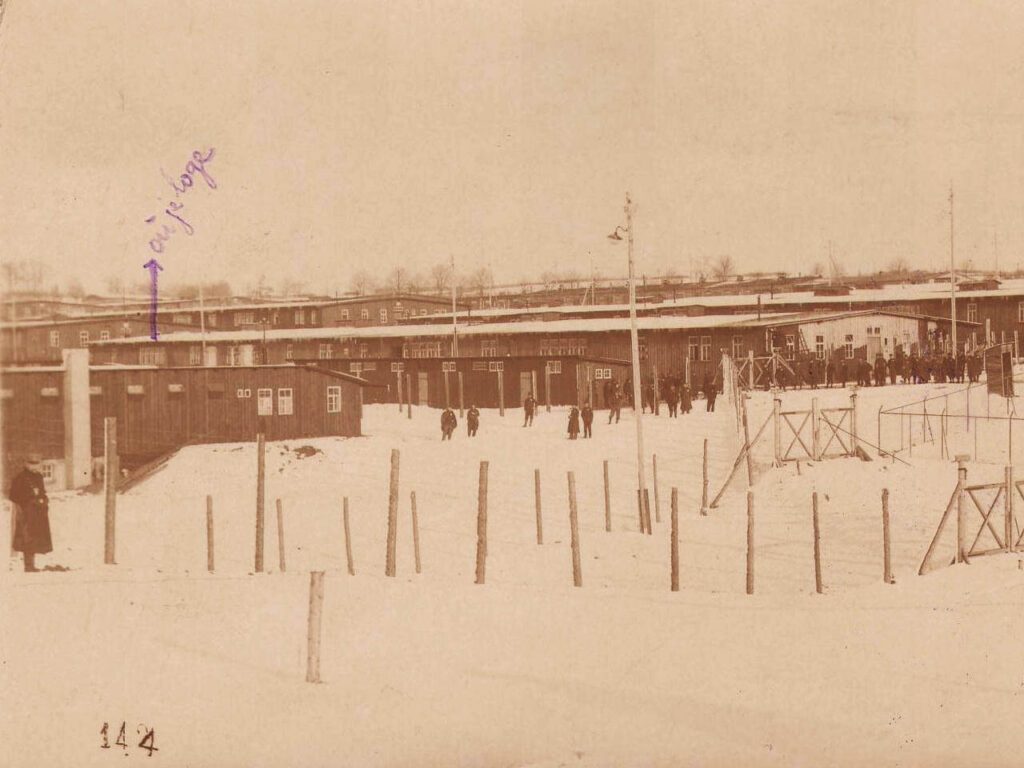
[844,334,855,359]
[49,330,60,348]
[379,308,388,323]
[480,339,498,357]
[79,330,89,345]
[700,336,712,362]
[360,309,369,320]
[285,344,293,361]
[391,362,404,372]
[546,360,562,374]
[100,330,110,341]
[688,337,699,361]
[967,303,978,324]
[277,388,294,416]
[318,343,333,360]
[189,346,202,366]
[257,388,273,416]
[815,335,825,359]
[341,309,350,320]
[326,385,341,413]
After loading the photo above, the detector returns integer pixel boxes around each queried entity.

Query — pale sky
[1,0,1023,295]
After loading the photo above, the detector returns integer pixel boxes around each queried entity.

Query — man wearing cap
[8,453,51,572]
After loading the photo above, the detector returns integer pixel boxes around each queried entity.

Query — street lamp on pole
[608,193,648,531]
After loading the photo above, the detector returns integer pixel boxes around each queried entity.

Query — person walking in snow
[523,393,537,427]
[607,383,622,424]
[665,384,679,417]
[567,406,581,439]
[467,405,480,437]
[440,408,457,440]
[9,452,51,573]
[703,373,718,412]
[581,402,594,438]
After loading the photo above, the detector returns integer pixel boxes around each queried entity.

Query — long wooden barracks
[90,308,970,402]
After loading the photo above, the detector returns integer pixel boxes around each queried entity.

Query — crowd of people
[767,351,985,391]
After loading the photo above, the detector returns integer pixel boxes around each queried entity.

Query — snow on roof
[91,308,962,347]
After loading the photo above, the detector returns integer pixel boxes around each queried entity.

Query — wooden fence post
[305,571,325,684]
[206,495,214,573]
[444,370,450,409]
[811,398,821,461]
[458,372,465,418]
[955,455,968,563]
[396,371,403,413]
[671,487,679,592]
[276,498,286,573]
[643,489,652,535]
[1006,465,1014,554]
[699,438,710,516]
[411,490,421,574]
[343,497,355,575]
[882,489,893,584]
[812,492,822,594]
[498,369,505,416]
[255,432,265,573]
[747,350,755,389]
[568,471,582,587]
[103,417,118,565]
[746,491,755,595]
[652,363,660,415]
[772,396,782,466]
[535,469,543,545]
[545,366,552,412]
[405,373,412,419]
[603,460,611,532]
[850,390,859,455]
[385,449,400,577]
[636,489,645,533]
[652,454,661,523]
[741,394,754,487]
[475,461,489,584]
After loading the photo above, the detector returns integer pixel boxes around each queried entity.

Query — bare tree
[384,266,409,294]
[350,270,376,296]
[405,271,425,294]
[711,254,735,281]
[430,262,453,294]
[465,266,493,297]
[886,257,910,276]
[809,262,825,278]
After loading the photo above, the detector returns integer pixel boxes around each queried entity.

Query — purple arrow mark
[143,258,164,341]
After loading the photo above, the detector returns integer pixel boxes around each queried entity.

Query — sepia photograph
[2,1,1024,765]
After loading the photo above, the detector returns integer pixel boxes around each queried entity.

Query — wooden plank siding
[2,365,364,480]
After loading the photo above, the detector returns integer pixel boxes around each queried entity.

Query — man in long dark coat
[665,384,679,418]
[680,384,692,414]
[607,383,622,424]
[9,453,51,572]
[581,403,594,438]
[567,406,581,439]
[523,393,537,427]
[440,409,457,440]
[704,373,718,412]
[467,405,480,437]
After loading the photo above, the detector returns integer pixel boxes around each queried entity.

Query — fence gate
[920,462,1018,574]
[773,394,858,464]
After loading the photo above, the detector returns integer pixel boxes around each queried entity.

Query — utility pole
[625,194,647,516]
[450,253,459,357]
[950,184,957,355]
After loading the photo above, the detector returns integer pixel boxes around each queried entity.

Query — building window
[295,309,306,326]
[235,311,255,326]
[79,330,89,346]
[100,330,110,341]
[391,362,405,372]
[480,339,498,357]
[700,336,712,362]
[360,344,369,358]
[272,312,279,326]
[257,388,273,416]
[226,346,242,366]
[327,386,341,413]
[341,309,350,320]
[208,313,218,327]
[488,361,504,372]
[139,348,166,365]
[362,361,376,371]
[49,330,60,348]
[39,461,55,482]
[379,308,388,323]
[1018,302,1024,323]
[360,309,369,320]
[278,388,294,415]
[318,343,333,360]
[688,337,699,361]
[174,313,191,324]
[407,341,441,358]
[967,303,978,323]
[546,360,562,374]
[310,309,318,324]
[349,362,362,373]
[285,344,293,361]
[442,361,457,372]
[189,346,202,366]
[815,335,825,359]
[844,334,854,359]
[731,335,744,360]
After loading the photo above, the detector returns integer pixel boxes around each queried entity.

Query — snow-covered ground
[4,385,1024,767]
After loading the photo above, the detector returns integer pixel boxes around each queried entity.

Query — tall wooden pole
[670,487,679,592]
[385,449,400,577]
[206,495,214,573]
[255,432,265,573]
[343,497,355,575]
[603,460,612,532]
[882,488,893,584]
[700,438,710,516]
[276,498,286,572]
[103,417,118,565]
[475,461,489,584]
[950,184,957,355]
[411,491,421,574]
[458,372,465,418]
[535,468,543,544]
[623,193,647,526]
[746,491,755,595]
[568,471,582,587]
[812,492,823,594]
[305,571,325,684]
